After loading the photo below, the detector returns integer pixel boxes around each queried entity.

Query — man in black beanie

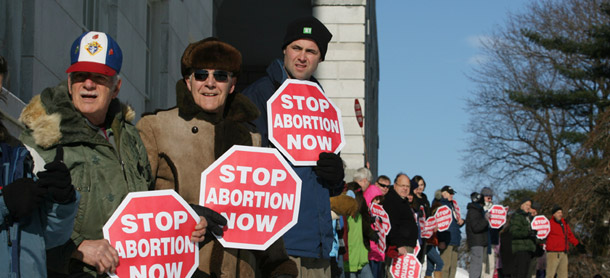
[243,16,342,277]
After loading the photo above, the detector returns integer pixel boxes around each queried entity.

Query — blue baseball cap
[66,31,122,76]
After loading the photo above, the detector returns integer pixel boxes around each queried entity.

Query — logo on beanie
[303,27,312,34]
[86,41,103,56]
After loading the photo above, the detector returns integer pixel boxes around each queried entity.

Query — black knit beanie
[282,16,332,60]
[551,205,562,215]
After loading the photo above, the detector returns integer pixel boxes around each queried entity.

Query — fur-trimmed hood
[19,81,135,148]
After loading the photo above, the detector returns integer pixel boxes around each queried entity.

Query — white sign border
[199,145,303,250]
[102,189,200,278]
[266,79,346,166]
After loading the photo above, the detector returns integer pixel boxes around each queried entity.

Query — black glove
[314,152,344,184]
[2,178,48,219]
[369,230,380,243]
[37,146,75,204]
[577,243,586,254]
[189,204,227,236]
[529,229,539,239]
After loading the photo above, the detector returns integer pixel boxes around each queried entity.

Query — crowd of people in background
[328,166,586,278]
[0,13,587,278]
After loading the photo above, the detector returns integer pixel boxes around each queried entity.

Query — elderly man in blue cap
[19,31,209,277]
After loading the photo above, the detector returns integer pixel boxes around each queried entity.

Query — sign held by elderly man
[103,190,200,278]
[267,79,345,166]
[200,145,302,250]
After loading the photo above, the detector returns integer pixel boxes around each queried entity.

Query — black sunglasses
[193,69,232,82]
[378,183,391,188]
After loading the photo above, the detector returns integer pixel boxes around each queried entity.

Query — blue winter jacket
[438,198,462,246]
[243,59,334,259]
[0,138,79,277]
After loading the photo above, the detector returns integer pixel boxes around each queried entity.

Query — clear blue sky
[377,1,530,208]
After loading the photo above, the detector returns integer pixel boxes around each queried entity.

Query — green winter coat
[19,82,152,276]
[509,209,535,253]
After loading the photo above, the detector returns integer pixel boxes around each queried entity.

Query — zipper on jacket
[120,159,128,183]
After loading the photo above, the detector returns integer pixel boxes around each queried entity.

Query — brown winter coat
[137,81,297,278]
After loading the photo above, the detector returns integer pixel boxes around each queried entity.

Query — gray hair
[353,167,372,183]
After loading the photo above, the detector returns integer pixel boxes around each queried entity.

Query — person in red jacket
[545,205,583,278]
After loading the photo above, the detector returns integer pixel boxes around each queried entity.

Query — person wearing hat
[507,198,535,278]
[0,56,79,277]
[19,31,208,277]
[466,192,489,278]
[437,185,463,278]
[242,16,343,277]
[545,205,583,278]
[479,187,499,278]
[137,37,298,278]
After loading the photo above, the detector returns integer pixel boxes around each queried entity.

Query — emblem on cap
[86,41,103,56]
[303,27,312,34]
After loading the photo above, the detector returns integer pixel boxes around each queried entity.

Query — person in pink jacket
[363,175,391,278]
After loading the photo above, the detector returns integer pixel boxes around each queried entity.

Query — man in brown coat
[137,38,297,278]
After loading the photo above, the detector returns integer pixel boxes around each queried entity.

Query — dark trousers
[513,251,532,278]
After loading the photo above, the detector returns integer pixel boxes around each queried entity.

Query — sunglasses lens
[193,70,231,82]
[213,71,230,82]
[193,70,209,81]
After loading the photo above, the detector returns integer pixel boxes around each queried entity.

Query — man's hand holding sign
[103,190,205,278]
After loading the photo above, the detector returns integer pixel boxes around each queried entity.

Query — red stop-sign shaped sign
[370,203,391,253]
[390,253,421,278]
[199,145,302,250]
[103,190,199,278]
[267,79,345,166]
[531,215,551,239]
[434,205,453,232]
[421,216,436,239]
[488,205,508,229]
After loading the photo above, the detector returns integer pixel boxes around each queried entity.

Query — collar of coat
[19,81,135,149]
[174,80,260,158]
[175,80,260,125]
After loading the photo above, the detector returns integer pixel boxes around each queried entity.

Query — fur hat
[183,37,242,77]
[282,16,332,60]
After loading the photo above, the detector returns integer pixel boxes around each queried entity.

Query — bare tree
[463,0,607,193]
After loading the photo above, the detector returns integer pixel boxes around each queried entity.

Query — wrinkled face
[186,69,236,113]
[521,201,531,213]
[376,179,391,195]
[553,210,563,221]
[394,175,411,199]
[68,72,120,126]
[283,39,322,80]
